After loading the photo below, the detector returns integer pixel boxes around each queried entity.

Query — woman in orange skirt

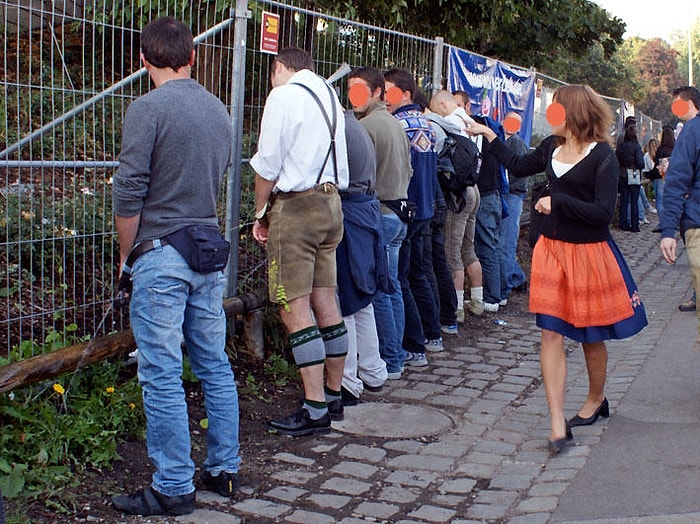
[466,85,647,452]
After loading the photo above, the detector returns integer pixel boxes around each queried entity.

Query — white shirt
[250,69,349,192]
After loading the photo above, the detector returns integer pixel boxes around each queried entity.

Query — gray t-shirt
[113,78,232,243]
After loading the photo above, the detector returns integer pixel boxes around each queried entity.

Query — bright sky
[592,0,696,41]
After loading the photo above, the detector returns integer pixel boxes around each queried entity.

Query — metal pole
[689,1,693,86]
[432,36,444,94]
[225,1,251,299]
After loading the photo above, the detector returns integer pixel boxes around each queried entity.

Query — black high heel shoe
[569,397,609,427]
[548,423,573,454]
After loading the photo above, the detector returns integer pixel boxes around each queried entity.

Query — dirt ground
[7,236,534,524]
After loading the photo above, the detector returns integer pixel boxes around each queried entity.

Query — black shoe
[327,399,344,421]
[112,486,195,516]
[569,397,609,427]
[267,408,331,436]
[547,424,573,454]
[201,470,239,498]
[341,386,359,406]
[652,227,662,233]
[678,299,696,312]
[362,382,384,393]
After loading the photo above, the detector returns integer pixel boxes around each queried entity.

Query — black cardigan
[487,135,619,244]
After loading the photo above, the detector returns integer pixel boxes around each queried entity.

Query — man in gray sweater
[111,16,240,516]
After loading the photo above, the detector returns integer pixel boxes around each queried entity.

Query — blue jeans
[501,192,527,293]
[474,192,506,304]
[130,243,241,496]
[373,213,407,373]
[654,178,665,218]
[619,184,640,231]
[399,219,429,352]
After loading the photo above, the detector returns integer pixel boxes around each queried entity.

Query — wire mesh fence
[1,0,661,363]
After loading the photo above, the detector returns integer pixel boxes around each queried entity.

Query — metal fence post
[225,1,252,299]
[432,36,444,93]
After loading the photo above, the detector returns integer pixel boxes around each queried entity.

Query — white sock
[471,286,483,302]
[456,290,464,310]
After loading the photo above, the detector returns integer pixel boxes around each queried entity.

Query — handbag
[381,199,416,223]
[165,225,230,273]
[626,168,642,186]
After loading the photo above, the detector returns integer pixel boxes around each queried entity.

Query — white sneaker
[403,351,429,367]
[484,302,499,313]
[386,371,402,380]
[425,338,445,352]
[499,298,508,306]
[650,207,658,214]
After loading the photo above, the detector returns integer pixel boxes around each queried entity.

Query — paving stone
[319,477,372,495]
[233,498,291,518]
[384,470,437,488]
[387,454,454,472]
[285,509,336,523]
[438,477,477,494]
[175,509,241,523]
[352,501,400,519]
[308,493,352,508]
[378,485,421,503]
[330,460,378,479]
[407,504,457,522]
[466,503,510,520]
[271,470,318,485]
[472,489,520,505]
[264,486,307,502]
[338,443,386,463]
[272,452,315,467]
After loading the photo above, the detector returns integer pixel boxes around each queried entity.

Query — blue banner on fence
[447,47,536,146]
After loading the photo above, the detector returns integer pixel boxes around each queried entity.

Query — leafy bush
[0,328,144,508]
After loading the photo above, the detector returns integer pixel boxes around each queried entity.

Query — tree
[670,20,700,88]
[633,39,684,122]
[549,42,645,102]
[306,0,625,73]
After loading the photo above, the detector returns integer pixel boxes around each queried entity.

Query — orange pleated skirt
[529,236,634,328]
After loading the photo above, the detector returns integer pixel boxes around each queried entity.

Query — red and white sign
[260,11,280,55]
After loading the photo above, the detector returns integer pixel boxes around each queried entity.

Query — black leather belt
[125,238,170,268]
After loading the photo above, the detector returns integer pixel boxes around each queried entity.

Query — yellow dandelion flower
[53,383,65,395]
[129,402,136,410]
[106,386,115,394]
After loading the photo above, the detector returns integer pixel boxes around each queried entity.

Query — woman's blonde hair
[553,84,613,145]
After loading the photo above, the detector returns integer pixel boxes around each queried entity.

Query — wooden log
[0,289,268,393]
[242,309,265,359]
[0,330,136,394]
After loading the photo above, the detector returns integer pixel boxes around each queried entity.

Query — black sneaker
[201,470,239,498]
[341,386,359,406]
[267,408,331,436]
[327,399,344,421]
[112,486,194,516]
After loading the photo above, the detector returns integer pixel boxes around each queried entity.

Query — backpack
[437,130,481,213]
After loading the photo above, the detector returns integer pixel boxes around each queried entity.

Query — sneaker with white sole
[425,338,445,352]
[499,298,508,307]
[441,324,458,335]
[483,302,499,313]
[403,351,429,367]
[386,370,402,380]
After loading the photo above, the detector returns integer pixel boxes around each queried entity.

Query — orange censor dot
[385,86,403,106]
[546,102,566,127]
[672,98,690,118]
[503,116,521,134]
[348,83,370,108]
